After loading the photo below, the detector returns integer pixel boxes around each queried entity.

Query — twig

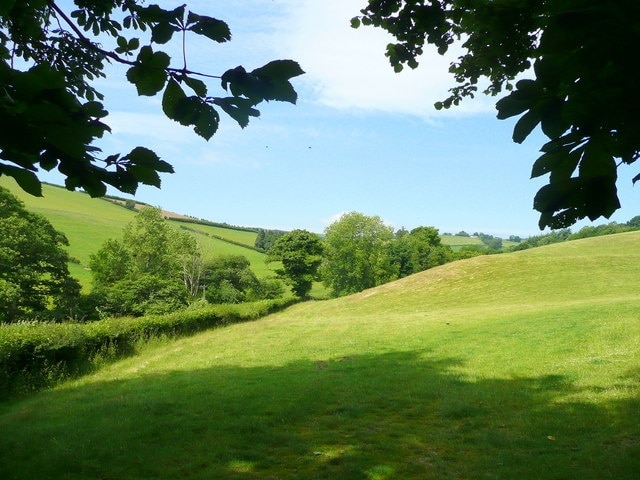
[47,1,221,79]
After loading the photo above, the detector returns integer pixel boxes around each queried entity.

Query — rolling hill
[1,177,518,289]
[0,177,276,287]
[1,231,638,479]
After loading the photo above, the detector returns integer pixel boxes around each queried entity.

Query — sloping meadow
[1,233,639,479]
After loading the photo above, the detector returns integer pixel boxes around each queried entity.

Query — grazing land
[0,177,274,287]
[1,232,638,479]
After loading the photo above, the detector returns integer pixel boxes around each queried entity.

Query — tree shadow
[0,350,638,479]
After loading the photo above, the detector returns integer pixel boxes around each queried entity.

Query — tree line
[0,190,452,322]
[2,185,639,323]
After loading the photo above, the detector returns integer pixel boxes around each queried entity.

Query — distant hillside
[0,177,275,288]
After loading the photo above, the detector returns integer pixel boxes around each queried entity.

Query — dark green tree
[90,206,200,316]
[409,226,451,273]
[0,186,80,322]
[321,212,397,297]
[202,254,262,304]
[627,216,640,229]
[254,229,287,252]
[267,229,324,299]
[390,226,451,277]
[477,232,503,251]
[354,0,640,229]
[0,1,303,197]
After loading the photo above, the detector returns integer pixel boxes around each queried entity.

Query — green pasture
[441,234,517,250]
[440,234,483,247]
[175,222,258,248]
[0,178,275,286]
[1,232,638,479]
[173,224,274,278]
[1,177,138,287]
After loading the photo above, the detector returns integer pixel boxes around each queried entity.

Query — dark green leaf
[0,165,42,196]
[252,60,305,82]
[531,152,559,179]
[221,66,248,93]
[578,138,616,179]
[171,96,201,126]
[512,109,540,144]
[193,103,219,139]
[126,47,170,96]
[83,100,108,118]
[540,100,568,139]
[79,175,108,197]
[39,151,58,171]
[151,22,177,44]
[0,0,16,16]
[186,12,231,42]
[129,165,161,187]
[495,94,530,119]
[162,78,187,120]
[136,4,169,23]
[213,97,260,128]
[549,147,582,183]
[124,147,173,173]
[171,97,219,140]
[183,76,207,97]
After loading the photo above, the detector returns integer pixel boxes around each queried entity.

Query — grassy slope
[0,178,274,285]
[177,222,258,247]
[441,234,517,250]
[1,233,638,479]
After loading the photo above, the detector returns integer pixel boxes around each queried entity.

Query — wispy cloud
[272,0,493,118]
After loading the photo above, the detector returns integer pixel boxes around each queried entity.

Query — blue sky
[41,0,640,237]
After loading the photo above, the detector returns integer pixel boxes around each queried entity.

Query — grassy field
[0,177,275,286]
[1,232,638,479]
[440,234,518,250]
[177,222,258,248]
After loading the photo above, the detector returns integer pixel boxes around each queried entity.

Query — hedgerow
[0,297,297,401]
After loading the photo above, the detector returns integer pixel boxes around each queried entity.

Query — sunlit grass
[0,177,276,286]
[1,233,639,479]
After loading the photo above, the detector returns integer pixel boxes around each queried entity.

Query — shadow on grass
[1,351,638,480]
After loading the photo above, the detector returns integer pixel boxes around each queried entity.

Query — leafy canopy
[390,226,451,277]
[0,186,80,322]
[321,212,397,297]
[267,229,324,299]
[90,206,200,316]
[354,0,640,229]
[0,1,303,197]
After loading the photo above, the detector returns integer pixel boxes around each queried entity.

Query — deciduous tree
[321,212,397,297]
[390,226,451,277]
[202,254,263,304]
[267,229,324,299]
[0,186,80,321]
[0,1,303,197]
[354,0,640,228]
[90,206,200,316]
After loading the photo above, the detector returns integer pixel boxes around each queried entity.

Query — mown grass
[1,232,638,479]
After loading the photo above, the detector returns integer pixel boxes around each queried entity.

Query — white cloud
[273,0,494,118]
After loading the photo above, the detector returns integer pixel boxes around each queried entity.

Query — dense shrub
[0,297,297,401]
